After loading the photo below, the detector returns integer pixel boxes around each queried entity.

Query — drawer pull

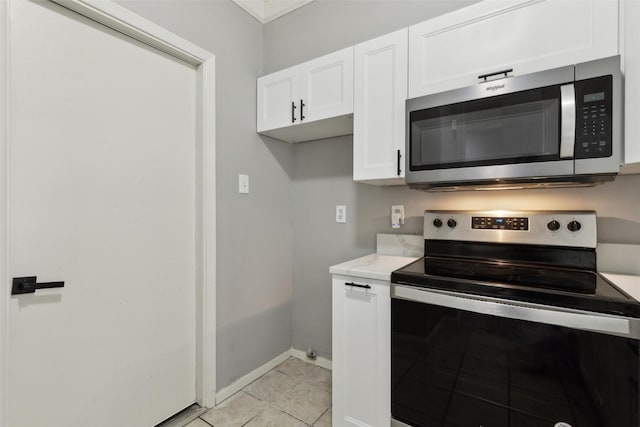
[345,282,371,290]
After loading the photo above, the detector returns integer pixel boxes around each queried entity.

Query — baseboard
[290,348,332,370]
[215,349,291,404]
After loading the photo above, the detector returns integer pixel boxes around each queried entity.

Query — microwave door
[407,84,574,185]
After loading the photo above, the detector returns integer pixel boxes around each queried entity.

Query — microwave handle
[560,84,576,159]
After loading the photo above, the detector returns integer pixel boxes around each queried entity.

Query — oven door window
[391,298,638,427]
[410,86,561,170]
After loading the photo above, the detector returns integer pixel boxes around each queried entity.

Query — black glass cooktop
[391,256,640,318]
[421,256,597,293]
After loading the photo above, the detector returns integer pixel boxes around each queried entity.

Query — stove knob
[547,220,561,232]
[433,218,443,228]
[567,220,582,232]
[447,218,457,228]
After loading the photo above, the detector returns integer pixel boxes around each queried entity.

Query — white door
[257,65,300,132]
[300,46,354,123]
[353,29,407,185]
[7,1,197,426]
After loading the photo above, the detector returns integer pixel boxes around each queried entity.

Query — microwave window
[410,86,561,170]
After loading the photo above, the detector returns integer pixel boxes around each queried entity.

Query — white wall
[116,0,295,390]
[264,0,480,73]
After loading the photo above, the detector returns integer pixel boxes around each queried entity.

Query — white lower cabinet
[332,275,390,427]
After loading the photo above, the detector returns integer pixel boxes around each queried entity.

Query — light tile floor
[187,357,332,427]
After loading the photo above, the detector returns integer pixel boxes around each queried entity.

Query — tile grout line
[274,381,331,425]
[250,387,312,426]
[310,405,331,426]
[238,376,312,426]
[239,410,264,427]
[196,416,214,427]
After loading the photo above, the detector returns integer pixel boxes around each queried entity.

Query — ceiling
[232,0,315,23]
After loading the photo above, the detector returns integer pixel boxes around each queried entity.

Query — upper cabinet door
[257,65,300,132]
[408,0,619,98]
[353,29,408,185]
[622,0,640,168]
[300,46,354,123]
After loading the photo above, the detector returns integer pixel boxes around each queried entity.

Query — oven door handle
[392,285,638,339]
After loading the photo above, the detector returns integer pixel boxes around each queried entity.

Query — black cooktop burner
[392,257,640,317]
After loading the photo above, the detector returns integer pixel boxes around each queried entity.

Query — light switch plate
[336,205,346,223]
[239,174,249,194]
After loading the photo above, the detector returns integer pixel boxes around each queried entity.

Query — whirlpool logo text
[486,84,505,92]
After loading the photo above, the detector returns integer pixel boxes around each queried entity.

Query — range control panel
[472,216,529,231]
[424,211,597,248]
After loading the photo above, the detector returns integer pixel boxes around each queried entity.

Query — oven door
[405,65,576,186]
[390,285,640,427]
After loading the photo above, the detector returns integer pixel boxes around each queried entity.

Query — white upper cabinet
[257,65,300,132]
[300,47,354,123]
[353,29,408,185]
[622,0,640,170]
[257,47,354,143]
[408,0,619,98]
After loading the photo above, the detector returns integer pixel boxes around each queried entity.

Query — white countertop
[329,253,418,281]
[329,259,640,303]
[601,272,640,303]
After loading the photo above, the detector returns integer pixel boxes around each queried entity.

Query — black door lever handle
[12,276,65,295]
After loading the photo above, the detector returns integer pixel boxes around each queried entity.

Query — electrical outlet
[336,205,346,223]
[392,205,405,228]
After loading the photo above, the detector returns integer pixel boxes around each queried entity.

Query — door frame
[0,0,217,423]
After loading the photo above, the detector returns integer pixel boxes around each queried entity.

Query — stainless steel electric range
[390,211,640,427]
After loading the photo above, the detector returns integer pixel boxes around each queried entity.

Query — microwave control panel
[575,75,613,159]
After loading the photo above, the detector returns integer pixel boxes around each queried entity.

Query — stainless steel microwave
[405,56,622,191]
